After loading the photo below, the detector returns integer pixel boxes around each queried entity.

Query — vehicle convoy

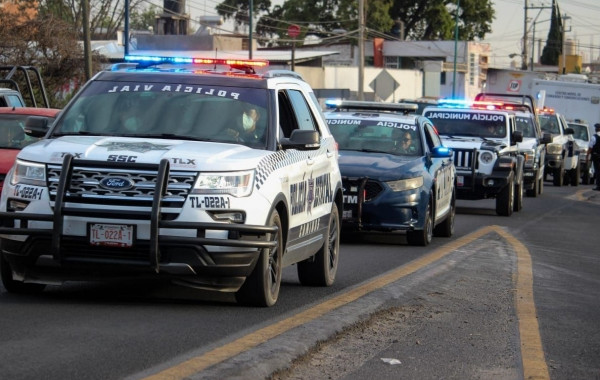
[324,100,455,246]
[473,93,551,197]
[0,54,343,307]
[423,100,525,216]
[0,107,61,193]
[537,108,581,186]
[567,119,594,184]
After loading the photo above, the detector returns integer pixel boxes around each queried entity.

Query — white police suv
[423,100,525,216]
[0,54,343,307]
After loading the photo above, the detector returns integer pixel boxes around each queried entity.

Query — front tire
[569,163,580,187]
[235,210,283,307]
[513,180,523,212]
[1,253,46,295]
[433,190,455,238]
[407,200,433,246]
[553,165,564,186]
[496,178,514,216]
[297,203,340,286]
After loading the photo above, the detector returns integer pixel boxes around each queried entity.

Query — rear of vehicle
[325,101,455,246]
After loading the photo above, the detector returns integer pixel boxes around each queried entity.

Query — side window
[424,122,442,152]
[278,90,298,138]
[287,90,318,131]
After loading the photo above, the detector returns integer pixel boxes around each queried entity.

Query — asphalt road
[1,183,599,380]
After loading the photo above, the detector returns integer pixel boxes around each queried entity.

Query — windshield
[568,123,589,141]
[515,115,537,138]
[538,115,561,134]
[0,115,49,149]
[52,81,269,148]
[424,110,507,138]
[326,117,423,156]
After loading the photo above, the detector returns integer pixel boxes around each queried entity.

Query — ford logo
[99,177,134,191]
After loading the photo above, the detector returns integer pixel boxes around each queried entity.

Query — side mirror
[280,130,320,150]
[431,146,453,158]
[511,130,523,144]
[24,116,51,138]
[564,127,574,135]
[540,132,552,144]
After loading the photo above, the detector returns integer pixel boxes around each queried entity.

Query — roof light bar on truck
[324,99,418,114]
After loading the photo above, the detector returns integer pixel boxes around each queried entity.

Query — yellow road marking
[495,227,550,380]
[144,225,548,380]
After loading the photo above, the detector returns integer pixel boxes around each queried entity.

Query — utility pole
[83,0,92,80]
[452,0,460,98]
[249,0,253,59]
[561,14,571,74]
[522,0,528,70]
[358,0,364,100]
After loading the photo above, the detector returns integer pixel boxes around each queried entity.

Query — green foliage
[390,0,494,40]
[130,5,159,31]
[540,0,562,66]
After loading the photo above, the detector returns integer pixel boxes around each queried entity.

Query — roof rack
[0,65,51,108]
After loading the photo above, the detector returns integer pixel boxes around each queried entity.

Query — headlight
[386,176,423,192]
[479,151,495,165]
[521,149,535,167]
[10,159,46,186]
[546,143,562,155]
[192,170,254,197]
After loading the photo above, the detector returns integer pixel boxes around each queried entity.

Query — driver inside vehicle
[393,130,417,154]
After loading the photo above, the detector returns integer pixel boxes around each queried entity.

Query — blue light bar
[123,54,269,68]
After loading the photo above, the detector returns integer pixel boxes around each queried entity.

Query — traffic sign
[288,24,301,38]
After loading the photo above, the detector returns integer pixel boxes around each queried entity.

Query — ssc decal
[190,196,231,209]
[107,154,137,162]
[13,185,44,200]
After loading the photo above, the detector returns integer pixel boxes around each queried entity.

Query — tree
[39,0,148,40]
[540,0,562,66]
[253,0,394,46]
[0,0,91,107]
[216,0,272,33]
[389,0,494,40]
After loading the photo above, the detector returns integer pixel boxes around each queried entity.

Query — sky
[178,0,600,69]
[482,0,600,68]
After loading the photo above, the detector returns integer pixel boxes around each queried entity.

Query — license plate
[90,223,134,247]
[524,172,534,176]
[457,175,464,187]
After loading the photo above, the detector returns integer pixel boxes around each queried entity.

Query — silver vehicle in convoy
[567,119,594,184]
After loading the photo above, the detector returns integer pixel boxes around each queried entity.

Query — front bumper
[340,177,425,232]
[545,154,564,169]
[455,170,513,200]
[0,156,276,291]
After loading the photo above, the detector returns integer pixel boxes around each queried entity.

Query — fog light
[8,199,29,212]
[209,211,245,223]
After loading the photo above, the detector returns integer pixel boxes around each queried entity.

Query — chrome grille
[47,165,196,205]
[453,149,478,170]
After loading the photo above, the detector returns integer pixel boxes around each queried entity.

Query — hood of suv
[17,136,269,171]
